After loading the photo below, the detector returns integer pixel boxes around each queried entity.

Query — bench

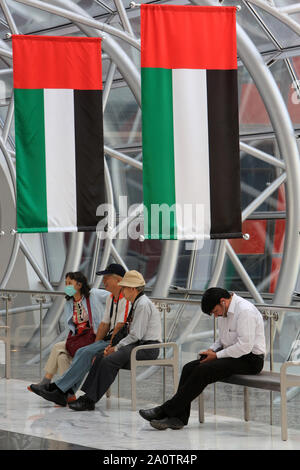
[106,342,179,411]
[198,360,300,441]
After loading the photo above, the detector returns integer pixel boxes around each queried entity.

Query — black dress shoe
[150,417,184,430]
[36,386,67,407]
[68,395,95,411]
[139,406,165,422]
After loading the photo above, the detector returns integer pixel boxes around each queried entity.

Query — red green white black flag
[141,5,242,240]
[12,35,104,233]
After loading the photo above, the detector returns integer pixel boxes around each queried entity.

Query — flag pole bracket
[130,1,240,10]
[129,2,141,8]
[219,0,241,10]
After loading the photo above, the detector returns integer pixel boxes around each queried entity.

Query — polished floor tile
[0,379,299,450]
[0,429,94,450]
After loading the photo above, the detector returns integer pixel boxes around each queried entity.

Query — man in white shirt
[139,287,266,430]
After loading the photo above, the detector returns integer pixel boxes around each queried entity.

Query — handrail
[151,297,300,314]
[1,287,300,310]
[1,287,299,390]
[254,303,300,312]
[0,288,65,296]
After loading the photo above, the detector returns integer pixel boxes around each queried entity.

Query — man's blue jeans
[55,340,110,393]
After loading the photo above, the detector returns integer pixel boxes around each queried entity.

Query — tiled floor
[0,378,299,450]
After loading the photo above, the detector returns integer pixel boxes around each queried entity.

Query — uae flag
[12,35,104,233]
[141,5,242,240]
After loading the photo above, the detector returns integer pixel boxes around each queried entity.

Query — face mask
[64,285,77,297]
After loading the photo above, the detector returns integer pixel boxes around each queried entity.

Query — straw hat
[118,270,146,288]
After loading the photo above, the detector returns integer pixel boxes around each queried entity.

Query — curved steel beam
[152,241,181,298]
[280,3,300,14]
[0,0,19,34]
[14,0,140,49]
[0,136,19,288]
[246,0,300,37]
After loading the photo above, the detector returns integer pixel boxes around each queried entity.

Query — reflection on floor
[0,379,299,450]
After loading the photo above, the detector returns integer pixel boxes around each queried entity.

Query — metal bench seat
[198,361,300,441]
[222,370,300,391]
[221,371,282,391]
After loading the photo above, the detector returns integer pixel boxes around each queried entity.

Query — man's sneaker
[68,395,95,411]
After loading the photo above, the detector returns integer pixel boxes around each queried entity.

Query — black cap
[96,263,126,277]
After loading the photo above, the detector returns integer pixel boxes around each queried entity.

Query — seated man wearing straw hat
[68,270,162,411]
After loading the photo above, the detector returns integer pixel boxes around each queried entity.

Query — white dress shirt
[209,294,266,359]
[102,293,130,327]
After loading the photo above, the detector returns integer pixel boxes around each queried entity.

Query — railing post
[270,311,278,425]
[0,292,13,379]
[32,294,47,380]
[261,308,279,426]
[5,295,11,379]
[155,301,170,402]
[270,311,274,425]
[214,316,217,415]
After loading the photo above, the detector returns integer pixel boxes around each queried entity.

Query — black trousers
[161,352,264,425]
[81,341,160,403]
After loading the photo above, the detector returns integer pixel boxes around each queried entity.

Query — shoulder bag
[65,297,96,357]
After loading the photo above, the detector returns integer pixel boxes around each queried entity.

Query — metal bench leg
[244,387,249,421]
[280,384,288,441]
[131,362,137,411]
[106,371,119,399]
[198,393,204,423]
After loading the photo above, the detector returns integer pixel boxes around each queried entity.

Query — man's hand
[110,322,124,343]
[95,321,110,342]
[104,345,116,356]
[199,349,217,363]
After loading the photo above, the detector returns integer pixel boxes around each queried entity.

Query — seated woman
[28,271,107,402]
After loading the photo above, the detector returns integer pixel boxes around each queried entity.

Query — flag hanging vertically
[12,35,104,233]
[141,5,242,240]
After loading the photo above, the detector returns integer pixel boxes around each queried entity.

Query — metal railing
[1,287,300,405]
[0,288,65,378]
